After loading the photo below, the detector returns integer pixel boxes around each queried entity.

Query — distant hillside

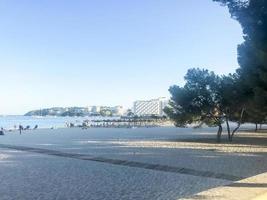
[24,107,89,117]
[25,106,124,117]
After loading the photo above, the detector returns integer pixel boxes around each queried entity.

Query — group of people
[18,125,38,134]
[0,124,39,135]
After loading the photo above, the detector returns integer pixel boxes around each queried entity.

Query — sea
[0,115,119,130]
[0,115,263,131]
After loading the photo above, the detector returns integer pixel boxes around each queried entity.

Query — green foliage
[166,68,223,128]
[220,74,247,121]
[167,1,267,140]
[100,109,113,117]
[166,68,248,141]
[214,0,267,124]
[61,111,85,117]
[214,0,267,51]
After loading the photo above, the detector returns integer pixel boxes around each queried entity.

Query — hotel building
[133,97,168,116]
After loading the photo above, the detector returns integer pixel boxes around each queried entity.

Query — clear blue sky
[0,0,243,115]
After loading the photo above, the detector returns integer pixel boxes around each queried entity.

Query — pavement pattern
[0,127,266,200]
[0,143,242,181]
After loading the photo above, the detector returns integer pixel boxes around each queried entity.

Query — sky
[0,0,243,115]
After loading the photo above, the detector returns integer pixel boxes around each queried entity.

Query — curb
[181,172,267,200]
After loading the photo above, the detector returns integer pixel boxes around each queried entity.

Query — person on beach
[25,125,30,130]
[0,127,4,135]
[19,125,23,134]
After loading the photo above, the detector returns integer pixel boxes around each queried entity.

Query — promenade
[0,127,266,199]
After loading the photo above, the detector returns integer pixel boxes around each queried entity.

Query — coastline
[0,115,174,130]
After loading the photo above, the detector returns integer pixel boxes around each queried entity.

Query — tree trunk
[217,124,222,143]
[255,123,258,132]
[226,117,231,141]
[230,107,245,141]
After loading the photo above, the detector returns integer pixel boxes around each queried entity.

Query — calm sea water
[0,116,263,130]
[0,116,119,129]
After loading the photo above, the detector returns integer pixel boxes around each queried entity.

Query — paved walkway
[0,144,242,181]
[0,128,266,199]
[181,172,267,200]
[0,148,228,200]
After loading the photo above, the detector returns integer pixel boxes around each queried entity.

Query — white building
[111,106,124,116]
[91,106,101,113]
[133,97,168,116]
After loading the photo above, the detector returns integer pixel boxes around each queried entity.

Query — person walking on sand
[0,129,4,136]
[19,125,23,134]
[0,127,4,135]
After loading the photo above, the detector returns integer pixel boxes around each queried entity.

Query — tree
[126,109,134,117]
[214,0,267,51]
[100,109,113,117]
[214,0,267,127]
[166,68,248,142]
[237,41,267,120]
[220,74,248,140]
[165,68,225,142]
[243,106,266,131]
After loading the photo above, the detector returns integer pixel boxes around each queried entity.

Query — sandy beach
[0,127,266,199]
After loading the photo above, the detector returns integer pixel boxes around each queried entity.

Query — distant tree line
[25,107,115,117]
[165,0,267,142]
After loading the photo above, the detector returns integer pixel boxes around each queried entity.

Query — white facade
[108,106,124,116]
[91,106,101,113]
[133,97,168,116]
[112,106,124,116]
